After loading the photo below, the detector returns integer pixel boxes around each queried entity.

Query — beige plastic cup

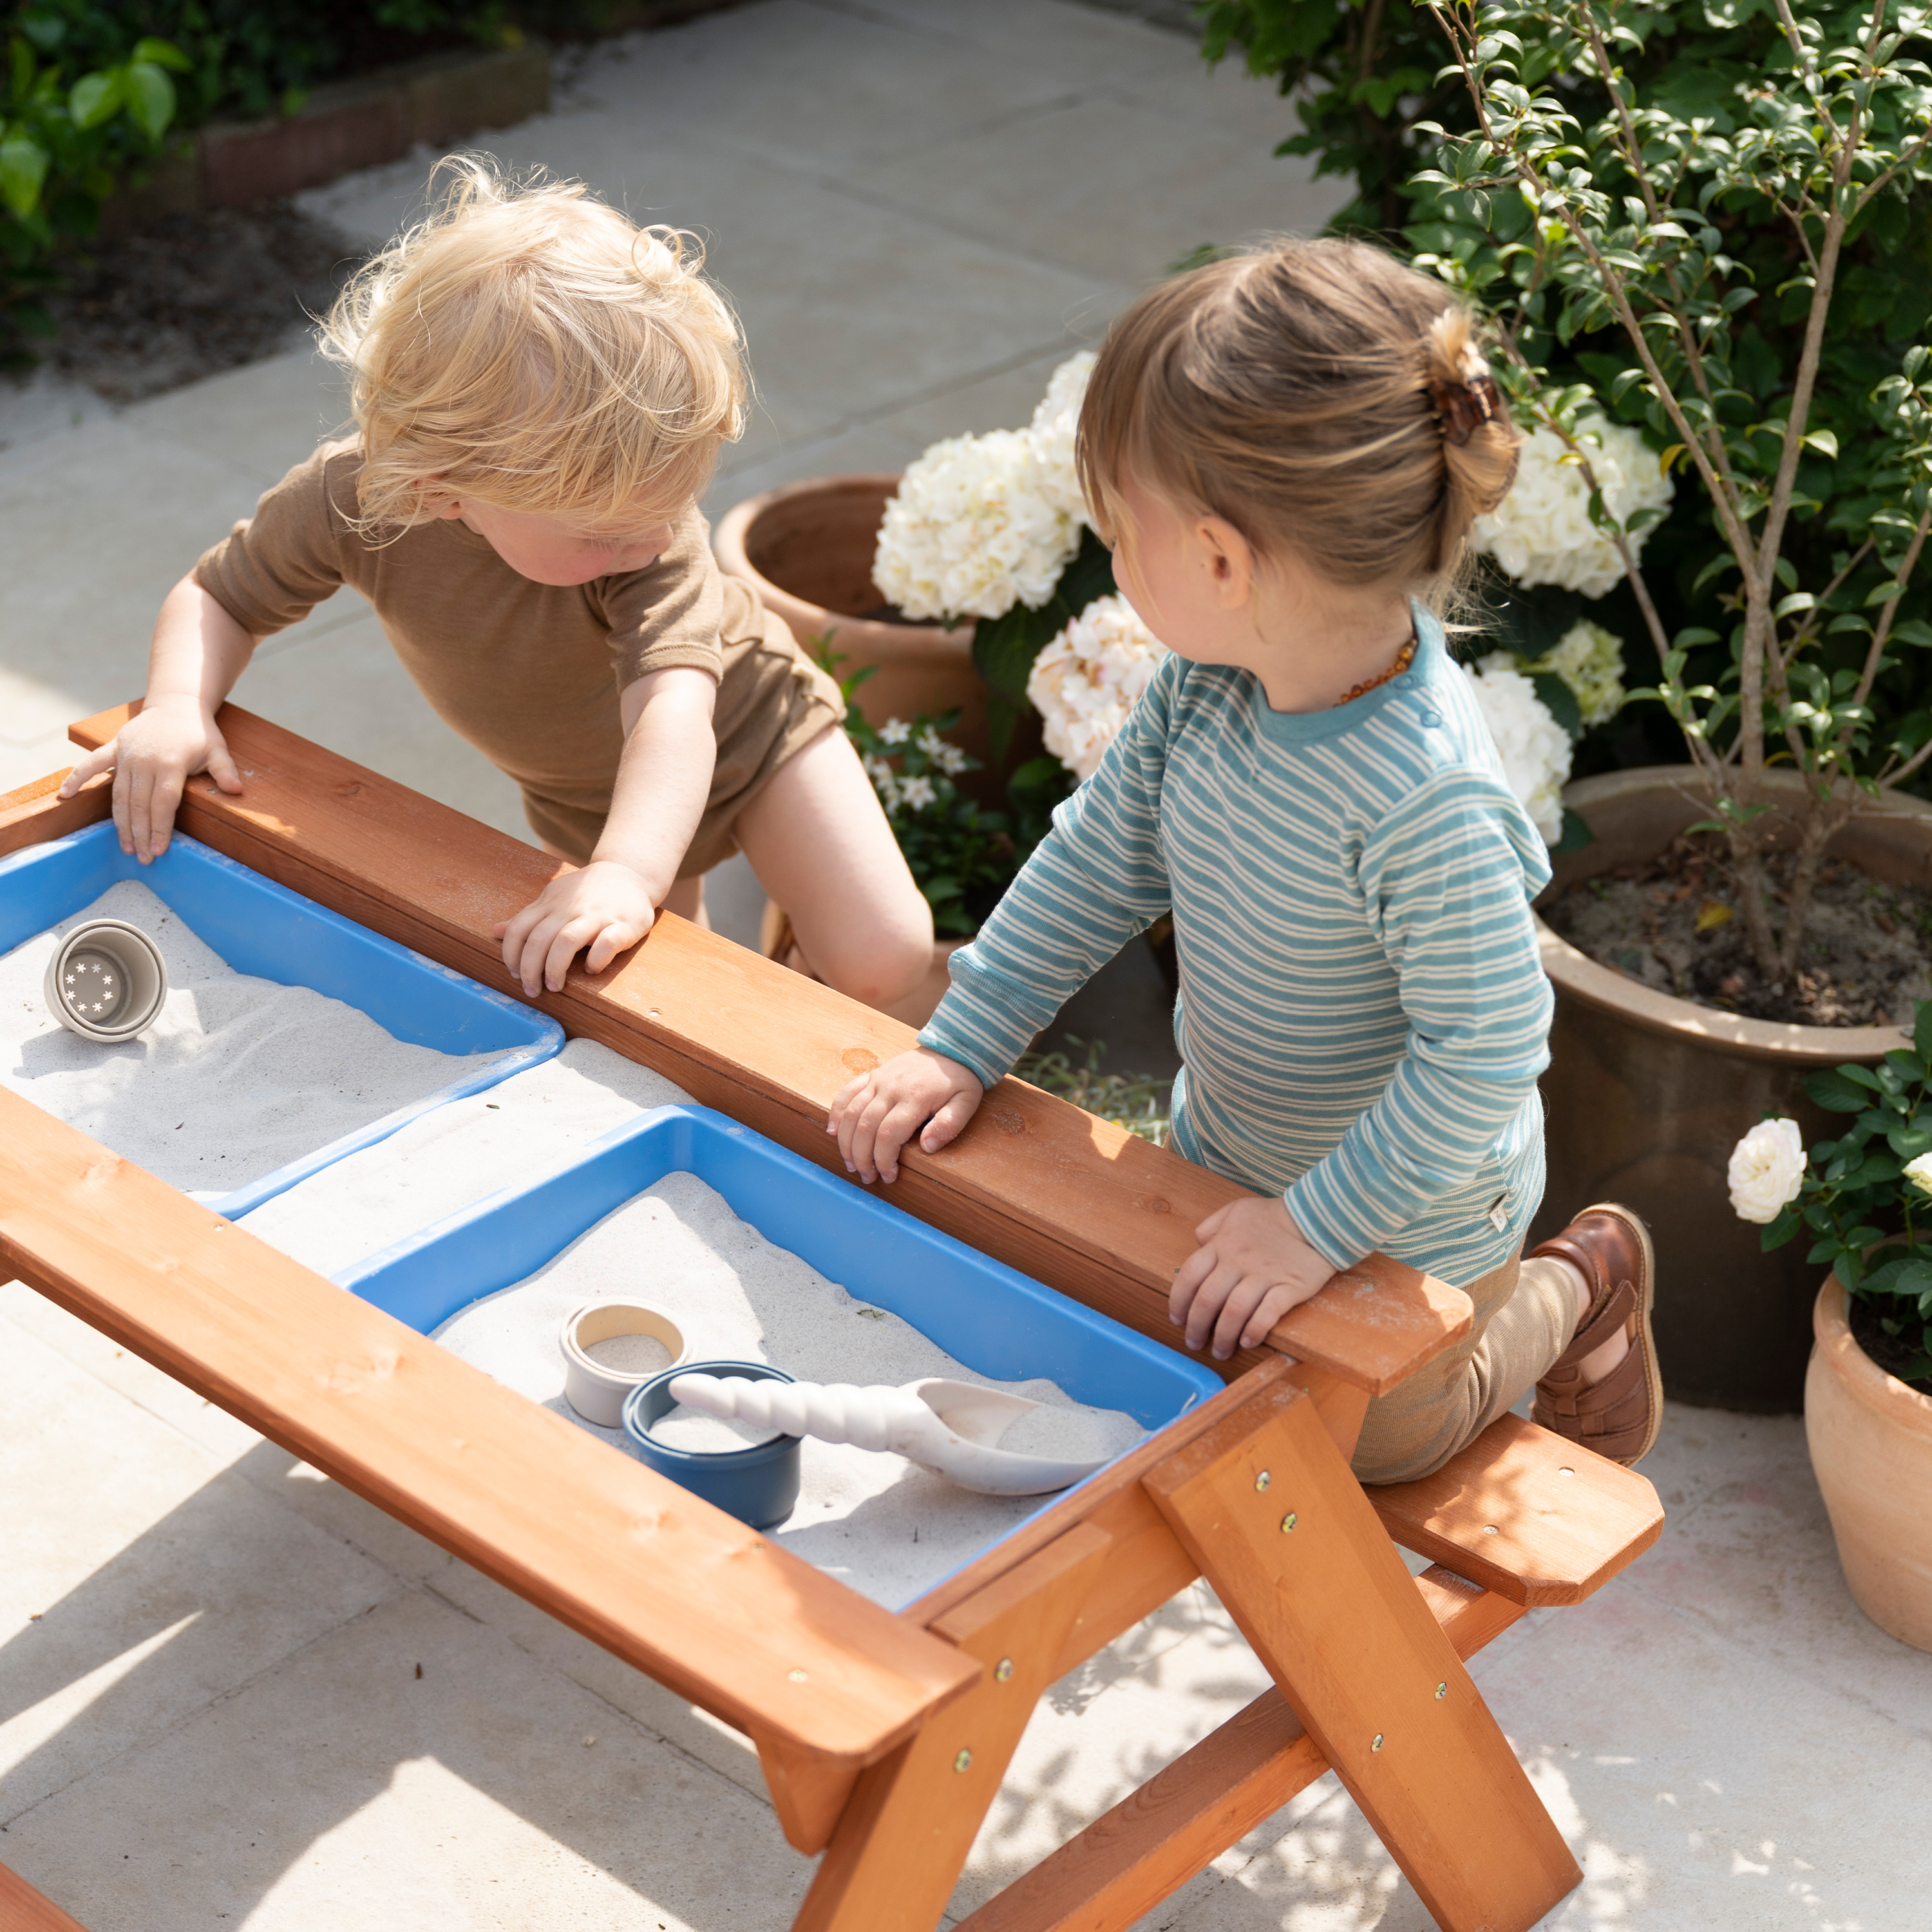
[43,918,168,1043]
[559,1300,688,1426]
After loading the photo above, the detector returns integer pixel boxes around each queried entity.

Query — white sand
[0,881,509,1199]
[431,1170,1147,1607]
[585,1331,675,1376]
[240,1036,695,1276]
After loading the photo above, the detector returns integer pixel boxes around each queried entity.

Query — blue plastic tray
[339,1104,1222,1580]
[0,820,564,1217]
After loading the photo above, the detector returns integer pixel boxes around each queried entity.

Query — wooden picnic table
[0,704,1664,1932]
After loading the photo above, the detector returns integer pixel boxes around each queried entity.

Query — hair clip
[1427,369,1503,447]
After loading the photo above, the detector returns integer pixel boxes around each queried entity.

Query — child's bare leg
[733,726,933,1010]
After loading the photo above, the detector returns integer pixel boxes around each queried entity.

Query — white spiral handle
[668,1375,933,1455]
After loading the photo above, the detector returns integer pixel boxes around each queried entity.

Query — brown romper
[194,441,844,874]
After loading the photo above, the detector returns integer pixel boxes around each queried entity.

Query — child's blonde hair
[319,157,746,535]
[1076,238,1519,603]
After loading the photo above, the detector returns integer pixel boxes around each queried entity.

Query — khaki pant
[1350,1247,1578,1486]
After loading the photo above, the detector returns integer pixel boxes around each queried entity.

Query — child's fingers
[1236,1282,1307,1354]
[872,1095,942,1182]
[110,758,135,854]
[540,913,607,992]
[204,733,244,795]
[1181,1255,1242,1353]
[830,1076,873,1163]
[499,901,544,981]
[917,1086,979,1153]
[57,742,117,799]
[126,764,158,864]
[1193,1199,1235,1244]
[826,1074,867,1135]
[144,766,187,860]
[1170,1240,1217,1326]
[583,913,650,976]
[1209,1275,1270,1360]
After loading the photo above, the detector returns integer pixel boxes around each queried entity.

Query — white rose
[1462,662,1573,843]
[1727,1118,1807,1224]
[1904,1151,1932,1198]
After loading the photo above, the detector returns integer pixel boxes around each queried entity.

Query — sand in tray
[240,1037,696,1279]
[431,1170,1148,1607]
[0,880,510,1197]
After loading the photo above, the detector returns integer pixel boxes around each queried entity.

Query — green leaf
[131,37,194,73]
[1915,998,1932,1064]
[0,130,48,218]
[1801,428,1839,457]
[124,61,175,142]
[1806,1066,1873,1111]
[68,68,123,130]
[1553,805,1595,853]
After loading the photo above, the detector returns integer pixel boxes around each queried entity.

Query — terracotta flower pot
[714,473,987,744]
[712,473,1047,802]
[1806,1273,1932,1650]
[1533,766,1932,1412]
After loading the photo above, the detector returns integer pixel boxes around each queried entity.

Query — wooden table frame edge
[0,715,1648,1932]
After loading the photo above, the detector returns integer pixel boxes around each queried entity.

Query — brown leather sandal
[1531,1202,1662,1466]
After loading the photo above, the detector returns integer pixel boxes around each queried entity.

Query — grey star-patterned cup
[43,918,169,1043]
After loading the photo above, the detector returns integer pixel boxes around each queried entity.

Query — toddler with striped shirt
[829,240,1662,1481]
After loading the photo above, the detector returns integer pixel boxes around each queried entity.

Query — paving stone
[3,1587,813,1932]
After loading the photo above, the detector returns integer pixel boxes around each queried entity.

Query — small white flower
[1462,662,1573,843]
[897,774,937,811]
[878,719,911,745]
[874,772,902,810]
[1905,1152,1932,1198]
[1472,415,1674,600]
[934,743,970,775]
[916,724,945,758]
[1727,1118,1807,1224]
[1027,593,1169,780]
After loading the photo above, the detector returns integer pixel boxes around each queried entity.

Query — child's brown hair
[319,156,746,536]
[1076,238,1519,601]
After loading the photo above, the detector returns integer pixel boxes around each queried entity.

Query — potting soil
[431,1171,1146,1607]
[240,1036,696,1278]
[0,880,511,1198]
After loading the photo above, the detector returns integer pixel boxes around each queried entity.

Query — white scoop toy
[665,1373,1109,1496]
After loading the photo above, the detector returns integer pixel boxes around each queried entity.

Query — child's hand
[57,695,244,863]
[828,1047,983,1184]
[495,859,658,996]
[1170,1197,1336,1361]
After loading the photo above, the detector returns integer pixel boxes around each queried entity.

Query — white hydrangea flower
[873,428,1081,621]
[1473,415,1674,600]
[1536,618,1627,726]
[1027,351,1096,524]
[1904,1151,1932,1198]
[1479,620,1627,733]
[1027,593,1168,781]
[1728,1118,1807,1224]
[1463,662,1573,844]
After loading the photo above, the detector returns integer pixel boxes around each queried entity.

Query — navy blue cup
[622,1360,802,1531]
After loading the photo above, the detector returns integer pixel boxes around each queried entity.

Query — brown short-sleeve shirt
[195,442,842,869]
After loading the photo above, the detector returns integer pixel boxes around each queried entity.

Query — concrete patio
[3,3,1928,1928]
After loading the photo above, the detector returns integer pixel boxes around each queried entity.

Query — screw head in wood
[1254,1470,1271,1492]
[994,1658,1014,1682]
[954,1748,973,1773]
[1371,1734,1385,1752]
[788,1669,809,1683]
[1435,1682,1447,1700]
[1280,1511,1297,1533]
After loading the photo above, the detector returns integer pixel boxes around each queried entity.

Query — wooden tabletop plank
[0,1092,976,1764]
[0,1862,93,1932]
[61,706,1472,1395]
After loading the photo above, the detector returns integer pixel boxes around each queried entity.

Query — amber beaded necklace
[1334,632,1417,706]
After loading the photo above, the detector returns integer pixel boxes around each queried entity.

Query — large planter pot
[1533,765,1932,1412]
[1806,1274,1932,1650]
[714,473,987,749]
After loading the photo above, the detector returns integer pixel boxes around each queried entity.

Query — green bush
[0,1,620,362]
[1199,0,1932,803]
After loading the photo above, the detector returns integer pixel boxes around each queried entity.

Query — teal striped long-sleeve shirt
[918,608,1555,1288]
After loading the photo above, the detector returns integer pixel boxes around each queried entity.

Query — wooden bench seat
[1370,1411,1665,1606]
